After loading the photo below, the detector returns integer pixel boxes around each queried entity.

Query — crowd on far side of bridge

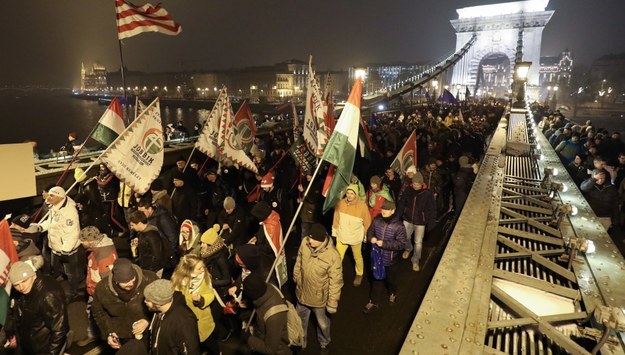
[533,103,625,233]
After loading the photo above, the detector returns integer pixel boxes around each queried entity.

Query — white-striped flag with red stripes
[115,0,182,40]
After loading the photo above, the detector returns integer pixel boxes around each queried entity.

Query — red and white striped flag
[115,0,182,40]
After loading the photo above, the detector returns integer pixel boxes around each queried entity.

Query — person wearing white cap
[34,185,84,301]
[5,261,69,354]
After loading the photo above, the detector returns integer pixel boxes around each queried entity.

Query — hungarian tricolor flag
[390,130,418,176]
[116,0,182,40]
[321,78,362,214]
[92,97,125,147]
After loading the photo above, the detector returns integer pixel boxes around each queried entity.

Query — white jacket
[40,197,81,253]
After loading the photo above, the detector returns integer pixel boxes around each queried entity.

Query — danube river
[0,88,210,155]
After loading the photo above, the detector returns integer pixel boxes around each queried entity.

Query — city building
[80,63,108,93]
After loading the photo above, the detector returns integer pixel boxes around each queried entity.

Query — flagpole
[65,98,156,195]
[246,157,326,329]
[33,102,119,222]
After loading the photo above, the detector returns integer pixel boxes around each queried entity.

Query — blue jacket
[367,215,407,266]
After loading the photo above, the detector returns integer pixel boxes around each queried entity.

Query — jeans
[51,247,85,298]
[296,303,331,348]
[403,221,425,265]
[335,240,364,276]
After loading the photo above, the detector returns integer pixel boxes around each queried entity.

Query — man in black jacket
[144,279,201,355]
[129,211,166,276]
[6,261,69,354]
[92,258,158,353]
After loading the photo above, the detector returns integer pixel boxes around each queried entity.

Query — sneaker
[76,336,96,347]
[353,275,363,287]
[402,251,410,259]
[389,294,397,304]
[412,263,420,272]
[363,302,378,314]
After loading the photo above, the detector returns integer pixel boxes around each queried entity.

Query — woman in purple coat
[363,201,407,314]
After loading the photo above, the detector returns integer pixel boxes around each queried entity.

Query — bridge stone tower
[450,0,553,98]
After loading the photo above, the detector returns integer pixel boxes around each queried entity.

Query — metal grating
[401,109,625,355]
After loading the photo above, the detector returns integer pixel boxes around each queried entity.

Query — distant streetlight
[354,68,367,80]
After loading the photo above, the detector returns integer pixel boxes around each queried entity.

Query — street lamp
[551,86,558,109]
[431,79,439,103]
[512,61,532,108]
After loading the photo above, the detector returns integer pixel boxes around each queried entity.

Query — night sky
[2,0,624,87]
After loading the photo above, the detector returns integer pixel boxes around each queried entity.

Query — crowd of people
[533,103,624,231]
[2,100,504,354]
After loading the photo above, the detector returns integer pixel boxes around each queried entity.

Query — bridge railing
[400,108,625,354]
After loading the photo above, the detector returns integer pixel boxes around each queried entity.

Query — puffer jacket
[85,236,118,296]
[397,187,436,229]
[6,274,68,355]
[39,196,81,254]
[332,198,371,245]
[293,237,343,309]
[91,265,158,341]
[367,215,407,266]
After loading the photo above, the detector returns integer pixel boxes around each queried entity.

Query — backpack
[264,284,305,348]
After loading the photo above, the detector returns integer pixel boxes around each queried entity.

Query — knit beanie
[370,175,382,186]
[406,166,417,174]
[8,261,36,284]
[48,186,66,198]
[236,244,261,270]
[200,224,221,245]
[458,156,470,167]
[112,258,136,284]
[251,201,272,221]
[307,223,327,242]
[243,273,267,300]
[144,279,175,305]
[150,178,164,191]
[346,184,359,194]
[79,226,106,242]
[412,172,424,184]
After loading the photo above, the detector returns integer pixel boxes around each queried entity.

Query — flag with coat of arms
[101,98,164,194]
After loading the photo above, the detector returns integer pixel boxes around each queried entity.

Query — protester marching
[0,2,513,354]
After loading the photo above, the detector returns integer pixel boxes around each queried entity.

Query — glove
[326,306,337,314]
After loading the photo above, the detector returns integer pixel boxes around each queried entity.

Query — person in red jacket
[76,225,118,346]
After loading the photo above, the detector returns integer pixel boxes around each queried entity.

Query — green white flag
[321,78,362,213]
[92,97,125,147]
